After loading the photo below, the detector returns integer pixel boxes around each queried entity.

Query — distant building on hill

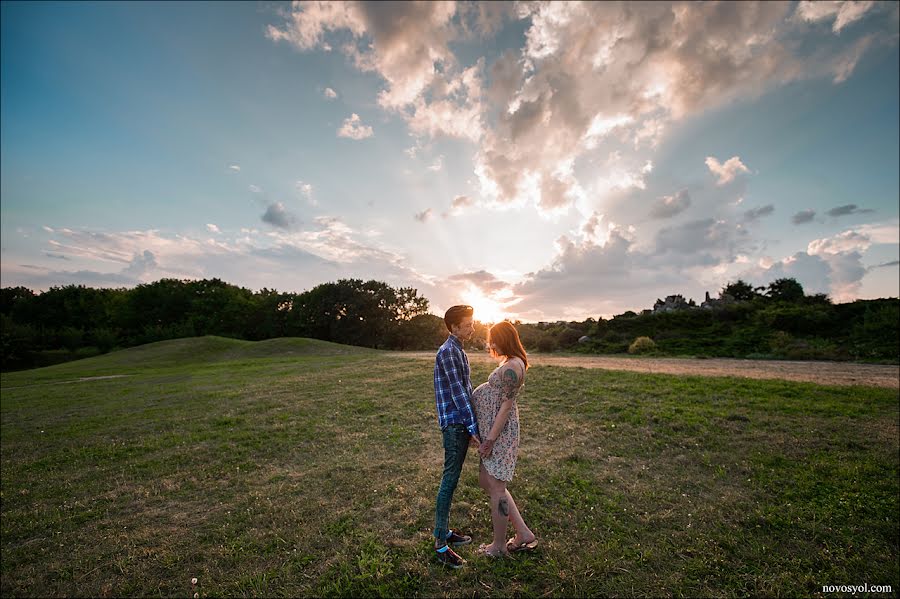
[701,290,737,309]
[653,294,696,313]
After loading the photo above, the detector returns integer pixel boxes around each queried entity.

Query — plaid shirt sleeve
[435,346,479,437]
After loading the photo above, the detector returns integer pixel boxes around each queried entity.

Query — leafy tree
[766,278,805,302]
[721,279,758,301]
[0,286,35,316]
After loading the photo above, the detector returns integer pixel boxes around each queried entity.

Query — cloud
[737,221,900,301]
[741,248,870,303]
[228,164,241,172]
[653,218,750,267]
[808,221,898,256]
[854,221,900,244]
[11,249,163,290]
[706,156,751,186]
[650,190,691,219]
[427,155,443,172]
[442,195,474,218]
[808,230,872,255]
[742,204,775,223]
[323,87,338,99]
[262,202,297,229]
[7,219,437,298]
[831,33,876,83]
[337,113,374,139]
[249,184,263,193]
[457,1,516,38]
[268,1,460,109]
[267,1,895,221]
[447,270,509,294]
[792,209,816,224]
[122,250,158,277]
[414,208,433,223]
[206,224,221,233]
[295,180,316,205]
[795,0,875,33]
[826,204,875,217]
[265,1,366,50]
[869,260,899,270]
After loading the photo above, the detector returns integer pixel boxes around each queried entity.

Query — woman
[472,321,538,557]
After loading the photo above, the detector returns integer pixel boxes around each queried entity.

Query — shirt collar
[448,334,463,349]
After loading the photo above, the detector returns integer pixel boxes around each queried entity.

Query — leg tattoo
[499,497,509,517]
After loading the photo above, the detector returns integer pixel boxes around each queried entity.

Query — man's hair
[444,305,474,333]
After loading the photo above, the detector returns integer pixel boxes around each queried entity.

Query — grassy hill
[1,337,897,596]
[1,336,375,382]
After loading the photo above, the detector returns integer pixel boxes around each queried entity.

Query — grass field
[1,336,897,597]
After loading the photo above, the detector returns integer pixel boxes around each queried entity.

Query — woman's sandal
[506,537,539,553]
[476,543,509,558]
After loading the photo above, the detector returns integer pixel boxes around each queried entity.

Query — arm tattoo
[498,497,509,517]
[500,366,520,399]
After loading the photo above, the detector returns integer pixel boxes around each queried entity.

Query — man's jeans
[433,423,470,546]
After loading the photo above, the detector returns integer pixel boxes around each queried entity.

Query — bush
[769,330,793,355]
[59,326,85,352]
[628,336,657,354]
[536,335,557,353]
[91,327,118,353]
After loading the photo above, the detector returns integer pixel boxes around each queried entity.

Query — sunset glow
[463,284,507,325]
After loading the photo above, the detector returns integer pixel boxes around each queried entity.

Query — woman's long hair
[488,321,529,370]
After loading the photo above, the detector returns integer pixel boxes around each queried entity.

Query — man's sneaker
[446,529,472,546]
[435,545,465,569]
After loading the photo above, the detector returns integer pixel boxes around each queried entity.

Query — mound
[6,336,375,377]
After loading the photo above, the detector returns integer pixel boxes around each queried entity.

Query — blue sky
[2,1,898,322]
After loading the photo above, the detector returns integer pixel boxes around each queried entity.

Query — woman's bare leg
[479,463,511,554]
[504,490,535,545]
[488,475,510,552]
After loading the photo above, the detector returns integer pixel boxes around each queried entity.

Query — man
[432,304,481,568]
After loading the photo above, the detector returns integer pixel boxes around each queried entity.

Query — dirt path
[387,351,899,389]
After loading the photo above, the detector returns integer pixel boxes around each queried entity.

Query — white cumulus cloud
[337,113,373,139]
[706,156,751,186]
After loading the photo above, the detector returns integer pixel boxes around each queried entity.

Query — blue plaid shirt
[434,335,479,436]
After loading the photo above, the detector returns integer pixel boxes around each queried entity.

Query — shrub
[92,327,118,353]
[628,336,657,354]
[536,335,557,353]
[769,330,793,355]
[59,326,84,352]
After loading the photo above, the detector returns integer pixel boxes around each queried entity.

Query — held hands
[469,434,481,449]
[479,437,495,458]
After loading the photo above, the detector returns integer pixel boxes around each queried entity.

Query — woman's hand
[479,437,495,458]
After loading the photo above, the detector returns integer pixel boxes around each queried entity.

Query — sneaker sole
[436,556,464,569]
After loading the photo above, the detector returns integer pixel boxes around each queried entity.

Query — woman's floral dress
[472,359,524,482]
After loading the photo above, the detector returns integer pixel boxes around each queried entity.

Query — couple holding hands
[432,305,538,568]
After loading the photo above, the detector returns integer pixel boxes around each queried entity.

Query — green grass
[1,336,897,597]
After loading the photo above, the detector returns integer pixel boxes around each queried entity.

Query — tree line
[513,278,898,362]
[0,278,448,370]
[1,276,897,370]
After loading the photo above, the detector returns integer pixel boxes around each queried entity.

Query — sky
[1,1,898,323]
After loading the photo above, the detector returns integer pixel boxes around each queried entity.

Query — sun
[462,284,506,324]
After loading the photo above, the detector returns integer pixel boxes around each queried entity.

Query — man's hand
[469,434,481,449]
[479,438,495,458]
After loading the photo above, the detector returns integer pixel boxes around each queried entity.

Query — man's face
[453,316,475,340]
